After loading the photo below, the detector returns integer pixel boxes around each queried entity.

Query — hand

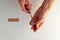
[29,0,55,32]
[18,0,32,13]
[29,7,46,32]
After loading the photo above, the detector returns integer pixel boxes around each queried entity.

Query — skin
[18,0,32,13]
[18,0,55,32]
[30,0,55,32]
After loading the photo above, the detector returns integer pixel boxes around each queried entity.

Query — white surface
[0,0,60,40]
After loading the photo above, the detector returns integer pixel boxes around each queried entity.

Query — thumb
[26,0,32,10]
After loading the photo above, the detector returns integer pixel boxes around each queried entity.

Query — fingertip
[29,19,33,25]
[31,27,37,32]
[28,4,32,10]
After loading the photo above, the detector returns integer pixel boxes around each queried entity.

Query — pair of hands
[18,0,45,32]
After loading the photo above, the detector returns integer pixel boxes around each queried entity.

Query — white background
[0,0,60,40]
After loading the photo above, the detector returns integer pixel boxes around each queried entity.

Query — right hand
[18,0,32,13]
[29,7,45,32]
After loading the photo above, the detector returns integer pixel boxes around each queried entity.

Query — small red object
[8,18,19,22]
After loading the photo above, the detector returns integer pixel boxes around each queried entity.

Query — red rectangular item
[8,18,19,22]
